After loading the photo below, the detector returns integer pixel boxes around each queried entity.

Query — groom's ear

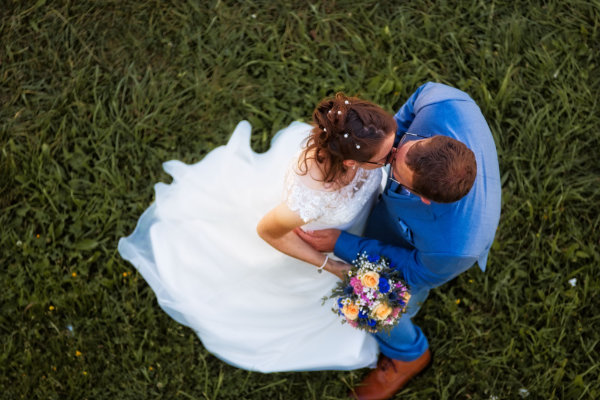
[419,196,431,205]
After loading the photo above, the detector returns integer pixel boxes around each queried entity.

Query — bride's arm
[256,203,349,279]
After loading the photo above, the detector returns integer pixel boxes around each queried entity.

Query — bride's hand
[325,259,351,280]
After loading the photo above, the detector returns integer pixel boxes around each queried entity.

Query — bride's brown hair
[299,93,396,183]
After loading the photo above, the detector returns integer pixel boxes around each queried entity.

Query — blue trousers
[374,287,429,361]
[365,198,430,361]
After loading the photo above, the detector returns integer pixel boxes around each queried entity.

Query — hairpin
[337,111,342,115]
[323,128,327,131]
[343,133,349,138]
[344,100,350,105]
[356,144,361,149]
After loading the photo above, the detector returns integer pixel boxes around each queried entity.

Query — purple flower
[367,319,377,327]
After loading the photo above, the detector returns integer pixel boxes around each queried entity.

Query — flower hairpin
[345,100,350,105]
[343,133,349,138]
[356,144,361,149]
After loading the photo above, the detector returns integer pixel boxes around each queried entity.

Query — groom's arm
[395,82,474,134]
[334,231,476,290]
[394,83,430,133]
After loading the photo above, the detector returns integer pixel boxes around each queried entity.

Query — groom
[297,82,501,400]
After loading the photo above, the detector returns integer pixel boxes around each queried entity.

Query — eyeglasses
[388,132,428,194]
[358,148,394,167]
[358,132,427,167]
[358,140,401,167]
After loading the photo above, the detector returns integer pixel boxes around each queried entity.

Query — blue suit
[334,82,501,361]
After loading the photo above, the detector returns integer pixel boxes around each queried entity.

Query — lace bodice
[283,154,382,231]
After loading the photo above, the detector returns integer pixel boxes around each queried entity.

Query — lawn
[1,0,599,399]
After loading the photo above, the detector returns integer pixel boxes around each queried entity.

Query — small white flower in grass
[569,278,577,287]
[251,14,257,19]
[16,240,22,246]
[489,396,499,400]
[553,70,559,78]
[518,388,530,398]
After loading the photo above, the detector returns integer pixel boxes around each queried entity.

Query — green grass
[1,0,599,398]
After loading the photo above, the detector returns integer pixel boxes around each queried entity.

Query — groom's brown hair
[406,135,477,203]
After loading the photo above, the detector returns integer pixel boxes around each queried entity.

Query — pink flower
[350,277,363,294]
[391,308,401,318]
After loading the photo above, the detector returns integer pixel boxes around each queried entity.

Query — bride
[118,93,396,372]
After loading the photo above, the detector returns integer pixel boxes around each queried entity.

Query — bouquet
[326,252,411,333]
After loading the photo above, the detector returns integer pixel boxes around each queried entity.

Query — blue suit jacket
[335,82,501,291]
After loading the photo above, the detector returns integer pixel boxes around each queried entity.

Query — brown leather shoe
[350,350,431,400]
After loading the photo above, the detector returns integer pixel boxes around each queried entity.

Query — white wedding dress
[118,121,381,372]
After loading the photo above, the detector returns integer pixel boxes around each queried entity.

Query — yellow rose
[360,271,380,289]
[342,303,360,320]
[373,303,392,321]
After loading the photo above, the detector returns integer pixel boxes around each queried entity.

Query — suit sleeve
[394,82,473,134]
[393,82,429,133]
[334,231,477,290]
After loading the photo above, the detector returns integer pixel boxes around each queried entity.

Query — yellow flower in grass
[373,303,393,321]
[342,303,360,320]
[72,272,77,277]
[75,350,82,357]
[360,271,379,289]
[49,305,55,311]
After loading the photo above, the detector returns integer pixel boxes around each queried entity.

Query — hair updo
[299,93,397,183]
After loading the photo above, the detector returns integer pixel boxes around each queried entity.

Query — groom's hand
[294,228,341,252]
